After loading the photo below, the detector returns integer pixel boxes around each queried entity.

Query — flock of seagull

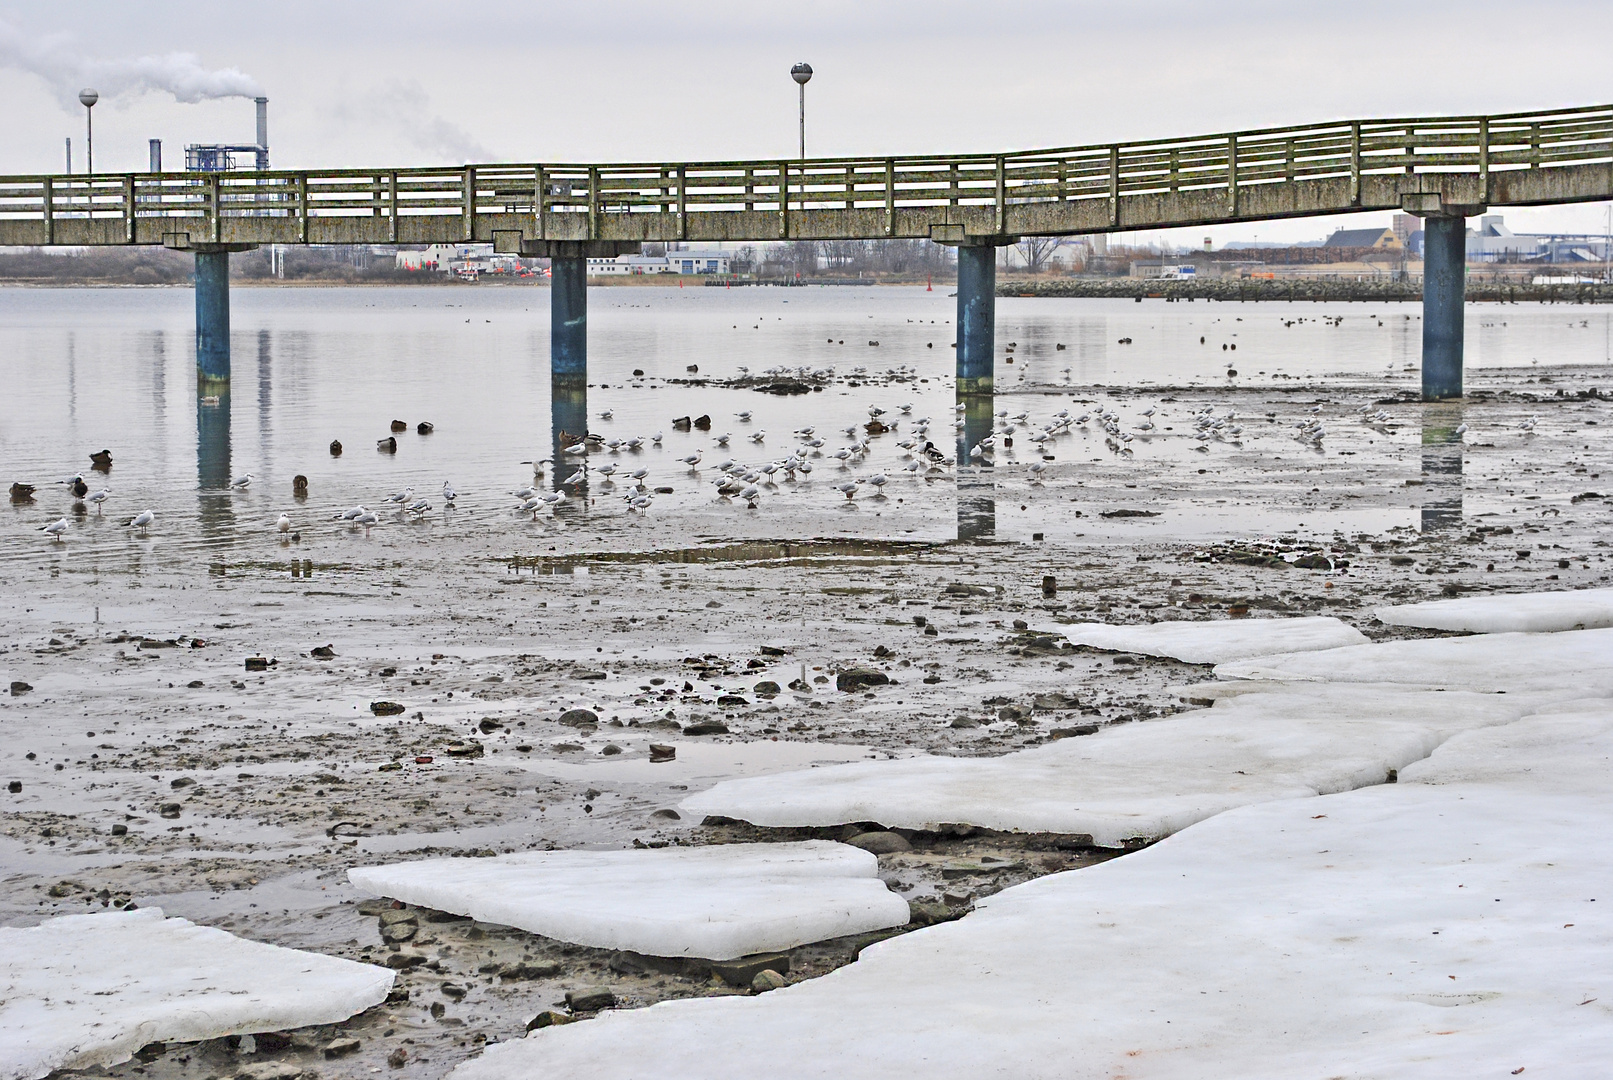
[22,390,1519,542]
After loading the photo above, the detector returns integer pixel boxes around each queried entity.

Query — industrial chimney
[149,139,162,172]
[254,97,269,170]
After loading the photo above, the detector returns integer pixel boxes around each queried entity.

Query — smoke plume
[0,19,262,108]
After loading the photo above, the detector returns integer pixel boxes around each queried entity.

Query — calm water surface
[2,284,1609,563]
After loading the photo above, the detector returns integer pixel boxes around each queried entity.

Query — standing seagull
[442,481,458,505]
[41,518,68,541]
[229,473,254,489]
[125,510,154,531]
[277,513,292,534]
[86,488,111,514]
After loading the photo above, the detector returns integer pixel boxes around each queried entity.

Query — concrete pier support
[955,244,997,395]
[1420,215,1468,401]
[195,250,231,386]
[551,256,588,392]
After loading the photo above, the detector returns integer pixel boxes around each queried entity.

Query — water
[2,284,1610,565]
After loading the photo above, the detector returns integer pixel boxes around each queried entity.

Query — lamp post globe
[79,89,98,174]
[790,63,812,160]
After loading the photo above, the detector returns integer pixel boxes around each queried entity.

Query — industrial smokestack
[254,96,268,170]
[149,139,162,172]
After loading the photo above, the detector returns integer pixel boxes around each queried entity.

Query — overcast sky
[4,0,1612,245]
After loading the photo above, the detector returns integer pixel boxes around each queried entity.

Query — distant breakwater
[1001,278,1613,303]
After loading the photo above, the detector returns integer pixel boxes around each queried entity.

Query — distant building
[1466,216,1541,261]
[587,249,732,275]
[1392,213,1419,245]
[1323,227,1402,251]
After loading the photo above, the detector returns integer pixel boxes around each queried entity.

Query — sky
[3,0,1613,246]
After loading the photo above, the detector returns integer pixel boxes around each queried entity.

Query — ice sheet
[453,707,1613,1080]
[1375,586,1613,634]
[0,908,393,1080]
[347,841,909,961]
[1051,615,1367,663]
[1216,626,1613,693]
[682,687,1537,845]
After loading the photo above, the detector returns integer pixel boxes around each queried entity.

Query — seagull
[679,451,702,469]
[41,517,68,541]
[541,490,566,507]
[867,473,888,493]
[404,498,431,515]
[563,467,588,486]
[562,442,589,455]
[715,433,732,446]
[834,480,863,499]
[337,505,367,521]
[1454,423,1469,436]
[601,408,614,420]
[749,430,766,443]
[442,481,458,504]
[276,513,292,533]
[354,510,379,528]
[652,431,664,444]
[229,473,253,489]
[86,488,111,513]
[736,411,753,422]
[126,509,154,530]
[383,486,413,505]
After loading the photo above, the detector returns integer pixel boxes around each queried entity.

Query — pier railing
[2,103,1610,247]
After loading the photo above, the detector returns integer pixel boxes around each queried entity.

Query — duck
[10,482,36,502]
[89,449,113,470]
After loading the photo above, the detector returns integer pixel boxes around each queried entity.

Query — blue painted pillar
[956,244,995,395]
[1421,215,1466,400]
[195,249,231,386]
[551,255,587,390]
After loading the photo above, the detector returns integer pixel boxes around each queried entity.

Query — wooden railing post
[884,159,895,236]
[589,166,601,239]
[1530,123,1541,167]
[535,166,547,240]
[1478,118,1490,196]
[1349,122,1361,206]
[462,166,475,241]
[995,156,1006,234]
[388,171,399,242]
[1057,158,1067,203]
[1226,136,1239,216]
[210,173,222,243]
[124,175,136,243]
[676,165,686,241]
[1109,146,1120,227]
[1168,148,1180,193]
[42,177,53,244]
[779,162,789,239]
[745,168,755,212]
[297,173,308,242]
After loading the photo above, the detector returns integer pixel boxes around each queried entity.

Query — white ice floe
[454,707,1613,1080]
[348,841,908,961]
[1050,615,1367,664]
[1375,586,1613,634]
[682,686,1541,846]
[0,908,393,1080]
[1216,625,1613,694]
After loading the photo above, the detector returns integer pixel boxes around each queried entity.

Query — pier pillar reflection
[197,387,235,538]
[1420,402,1464,531]
[551,380,588,502]
[955,392,996,542]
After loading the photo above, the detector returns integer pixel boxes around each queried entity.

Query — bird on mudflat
[229,473,254,489]
[41,518,68,541]
[126,510,155,530]
[85,489,111,513]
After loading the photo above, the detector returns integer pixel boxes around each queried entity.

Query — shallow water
[2,284,1610,563]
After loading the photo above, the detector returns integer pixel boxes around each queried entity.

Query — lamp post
[78,88,98,174]
[790,63,812,160]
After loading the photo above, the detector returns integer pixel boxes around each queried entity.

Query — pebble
[711,952,791,987]
[564,987,616,1012]
[751,969,788,993]
[682,720,729,736]
[558,708,599,727]
[322,1038,361,1059]
[835,667,890,692]
[845,831,911,855]
[9,681,31,695]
